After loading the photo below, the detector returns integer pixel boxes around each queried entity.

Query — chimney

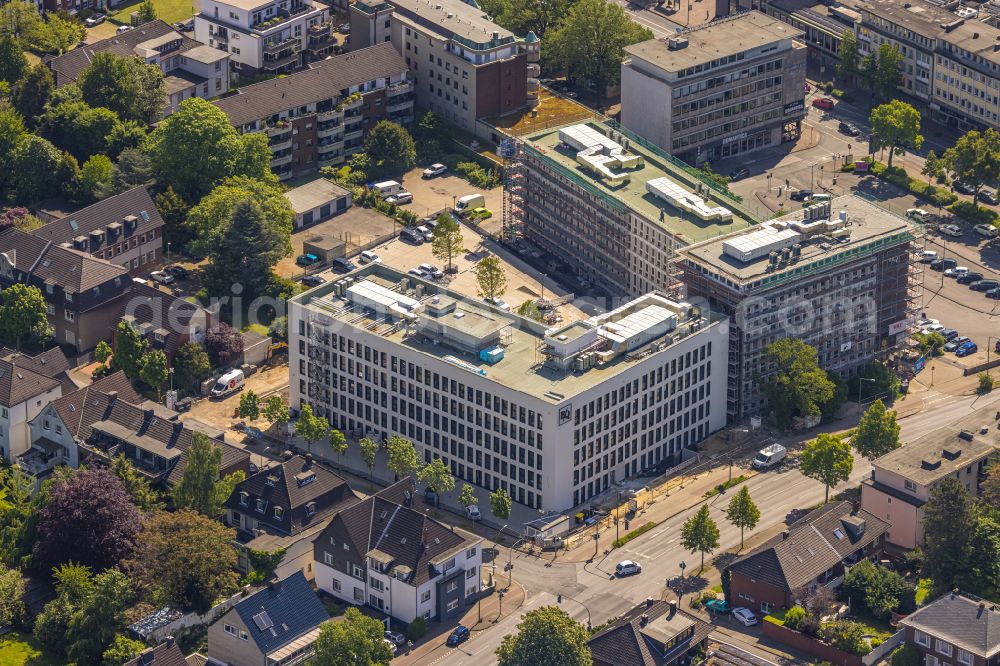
[143,408,155,420]
[646,597,654,608]
[668,600,677,617]
[106,390,118,404]
[782,530,790,540]
[165,635,175,646]
[980,601,987,618]
[304,452,313,468]
[639,614,649,626]
[952,588,960,599]
[268,576,282,590]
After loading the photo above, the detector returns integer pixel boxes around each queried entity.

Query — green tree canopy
[363,120,416,174]
[870,100,923,169]
[110,454,161,512]
[174,341,212,390]
[79,52,165,125]
[185,176,293,258]
[79,153,114,202]
[725,485,760,551]
[101,635,146,666]
[851,399,900,461]
[800,433,853,502]
[0,283,47,350]
[431,213,464,273]
[0,564,25,628]
[0,105,27,199]
[943,128,1000,202]
[459,483,478,509]
[9,133,61,204]
[136,0,157,22]
[475,255,507,302]
[359,437,379,481]
[0,33,28,85]
[923,476,974,590]
[205,198,292,302]
[418,458,455,504]
[41,100,120,162]
[479,0,575,37]
[65,569,133,666]
[263,394,290,428]
[172,433,244,517]
[544,0,652,92]
[139,350,169,399]
[491,487,512,519]
[112,320,149,381]
[239,389,260,422]
[312,606,395,666]
[836,29,858,81]
[762,339,838,429]
[496,605,592,666]
[874,43,904,101]
[295,403,329,454]
[387,436,420,479]
[680,504,720,572]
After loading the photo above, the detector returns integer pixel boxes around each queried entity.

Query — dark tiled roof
[225,456,360,535]
[123,640,188,666]
[213,43,408,126]
[230,571,329,655]
[589,600,712,666]
[0,347,75,395]
[32,187,164,250]
[50,371,143,438]
[900,592,1000,658]
[47,20,217,86]
[118,282,210,359]
[0,356,60,407]
[726,501,889,592]
[0,227,129,293]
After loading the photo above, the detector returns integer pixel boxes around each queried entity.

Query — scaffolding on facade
[501,137,526,244]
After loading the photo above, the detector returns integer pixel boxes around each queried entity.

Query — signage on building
[783,100,804,115]
[840,341,852,352]
[559,404,573,425]
[888,318,913,336]
[722,132,747,145]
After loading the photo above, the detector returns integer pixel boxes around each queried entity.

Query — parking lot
[396,167,503,235]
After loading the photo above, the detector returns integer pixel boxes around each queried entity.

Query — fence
[862,630,904,666]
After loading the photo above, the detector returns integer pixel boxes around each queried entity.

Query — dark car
[980,190,999,205]
[958,272,984,284]
[954,181,976,195]
[446,626,470,647]
[729,167,750,181]
[331,257,357,273]
[940,328,959,341]
[400,228,424,244]
[988,287,1000,299]
[944,336,971,352]
[838,121,861,136]
[300,275,326,287]
[956,341,979,357]
[790,189,814,202]
[972,279,1000,292]
[930,258,957,271]
[165,265,190,280]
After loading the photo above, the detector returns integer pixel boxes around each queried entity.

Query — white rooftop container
[722,225,801,262]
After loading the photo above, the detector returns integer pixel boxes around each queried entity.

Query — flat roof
[522,121,755,243]
[294,266,725,402]
[624,11,802,71]
[283,178,351,214]
[678,195,914,286]
[367,0,516,46]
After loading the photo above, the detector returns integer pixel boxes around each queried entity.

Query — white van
[975,223,999,238]
[907,208,932,223]
[752,444,787,470]
[455,193,486,214]
[211,369,245,398]
[808,193,833,203]
[372,180,403,196]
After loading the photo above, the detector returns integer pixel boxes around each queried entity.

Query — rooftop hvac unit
[574,355,587,372]
[768,251,779,267]
[415,284,425,297]
[667,36,689,50]
[792,244,802,259]
[780,246,792,262]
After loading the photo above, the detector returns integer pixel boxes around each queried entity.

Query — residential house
[0,355,64,465]
[117,282,214,363]
[862,420,996,550]
[283,178,352,229]
[313,478,483,624]
[122,637,189,666]
[31,187,165,276]
[0,346,78,394]
[725,501,889,613]
[898,590,1000,666]
[207,571,330,666]
[0,228,131,352]
[47,21,230,115]
[224,455,361,579]
[213,43,413,180]
[588,598,712,666]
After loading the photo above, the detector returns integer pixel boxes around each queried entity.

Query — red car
[812,97,835,110]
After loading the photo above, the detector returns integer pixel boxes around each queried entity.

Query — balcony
[262,51,301,71]
[269,136,292,151]
[317,139,343,154]
[344,127,364,141]
[263,36,300,54]
[527,77,540,93]
[317,109,343,122]
[271,152,293,167]
[387,98,413,113]
[317,125,343,139]
[17,442,65,477]
[319,153,345,167]
[308,35,336,53]
[387,80,413,96]
[267,122,292,136]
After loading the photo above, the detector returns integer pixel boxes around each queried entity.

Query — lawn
[916,578,934,605]
[0,631,62,666]
[110,0,195,25]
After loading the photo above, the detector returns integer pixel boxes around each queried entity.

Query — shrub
[840,163,855,173]
[455,161,501,189]
[406,617,427,642]
[949,200,998,224]
[820,620,870,656]
[891,644,921,666]
[928,188,958,207]
[980,372,995,394]
[612,521,656,548]
[784,605,806,630]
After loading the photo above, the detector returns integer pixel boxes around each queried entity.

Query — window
[466,547,476,558]
[936,640,952,657]
[914,631,931,647]
[446,599,459,612]
[446,580,458,593]
[904,479,917,492]
[421,590,431,603]
[224,625,248,641]
[352,564,364,579]
[64,311,75,323]
[256,499,266,513]
[958,649,973,665]
[466,567,477,580]
[239,492,249,507]
[333,578,341,592]
[323,551,333,566]
[273,506,284,520]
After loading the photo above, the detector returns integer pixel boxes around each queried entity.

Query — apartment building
[289,265,728,511]
[861,415,996,549]
[350,0,540,136]
[47,21,229,115]
[214,43,413,180]
[194,0,332,79]
[621,13,806,165]
[508,121,755,298]
[677,195,919,423]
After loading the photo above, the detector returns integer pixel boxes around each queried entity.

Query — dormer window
[239,492,249,507]
[273,506,284,520]
[256,499,267,513]
[305,502,316,517]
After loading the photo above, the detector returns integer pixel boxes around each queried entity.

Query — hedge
[866,162,957,207]
[949,200,998,224]
[612,521,656,549]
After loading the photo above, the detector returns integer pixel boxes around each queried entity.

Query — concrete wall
[860,482,922,549]
[762,619,862,666]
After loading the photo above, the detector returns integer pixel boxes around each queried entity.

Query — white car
[407,267,427,279]
[918,250,938,263]
[359,250,381,264]
[922,323,945,335]
[615,560,642,577]
[416,225,433,242]
[422,163,448,178]
[975,223,999,238]
[418,263,444,279]
[732,607,758,626]
[149,270,174,284]
[944,266,970,278]
[385,191,413,205]
[906,208,931,222]
[939,223,963,237]
[116,24,133,34]
[466,505,481,520]
[484,297,510,311]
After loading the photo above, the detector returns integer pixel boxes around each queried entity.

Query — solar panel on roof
[252,610,274,631]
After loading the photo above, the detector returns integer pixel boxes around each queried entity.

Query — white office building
[289,266,728,511]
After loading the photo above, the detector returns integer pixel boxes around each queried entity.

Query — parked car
[957,271,984,284]
[386,191,413,205]
[85,13,106,26]
[921,323,945,335]
[789,189,813,202]
[975,223,999,238]
[359,250,381,264]
[467,207,493,220]
[812,97,835,110]
[733,608,758,626]
[116,25,133,34]
[382,639,397,655]
[971,279,999,292]
[149,270,174,284]
[907,208,932,223]
[385,631,406,646]
[930,258,957,271]
[615,560,642,577]
[944,336,971,352]
[416,225,434,242]
[956,341,979,357]
[705,599,731,614]
[300,275,326,287]
[954,181,976,195]
[939,328,960,341]
[164,265,190,279]
[422,163,448,178]
[729,167,750,181]
[980,190,999,205]
[331,257,357,273]
[484,296,510,311]
[446,626,470,647]
[918,250,938,263]
[338,22,351,32]
[466,505,481,520]
[987,287,1000,299]
[838,121,861,136]
[418,263,444,279]
[296,253,320,266]
[400,228,424,244]
[944,266,970,278]
[939,223,963,237]
[408,267,427,279]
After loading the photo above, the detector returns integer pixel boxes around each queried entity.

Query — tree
[836,29,858,82]
[874,43,904,102]
[921,149,945,183]
[186,176,293,260]
[800,433,853,503]
[0,207,43,232]
[79,53,165,125]
[459,483,478,510]
[329,428,348,468]
[363,120,416,174]
[981,463,1000,512]
[431,213,464,273]
[0,105,27,199]
[146,98,275,201]
[9,134,61,204]
[110,454,161,512]
[517,299,543,322]
[0,33,27,85]
[111,146,152,191]
[0,564,25,627]
[479,0,575,37]
[475,255,507,302]
[0,468,40,569]
[496,605,592,666]
[761,339,837,429]
[915,331,946,357]
[205,199,291,301]
[65,569,133,666]
[943,128,1000,203]
[851,400,900,461]
[239,389,260,422]
[126,509,238,613]
[312,606,395,666]
[264,394,290,428]
[41,100,120,162]
[79,154,114,202]
[923,476,974,590]
[418,458,455,505]
[34,468,141,571]
[680,504,720,573]
[359,437,378,482]
[33,563,93,657]
[544,0,652,92]
[962,511,1000,595]
[819,620,869,656]
[387,435,420,480]
[491,487,512,519]
[172,432,238,517]
[139,350,168,399]
[204,323,243,367]
[842,559,914,619]
[870,100,923,170]
[136,0,157,22]
[174,341,212,390]
[112,320,149,381]
[980,372,995,394]
[102,635,146,666]
[295,403,329,454]
[725,485,760,551]
[0,283,47,350]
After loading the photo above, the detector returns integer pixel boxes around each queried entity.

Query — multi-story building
[194,0,332,79]
[898,590,1000,666]
[47,21,229,115]
[507,120,756,298]
[621,12,807,165]
[289,265,728,511]
[861,412,996,549]
[762,0,862,70]
[213,43,413,180]
[350,0,540,136]
[677,195,919,423]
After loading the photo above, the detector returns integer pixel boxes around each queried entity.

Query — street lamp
[482,524,510,623]
[167,241,171,264]
[679,560,687,580]
[557,593,593,632]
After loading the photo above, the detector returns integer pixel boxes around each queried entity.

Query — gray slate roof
[0,356,60,407]
[119,282,211,359]
[0,227,129,293]
[230,571,329,655]
[588,600,712,666]
[726,501,889,592]
[123,640,188,666]
[33,186,164,250]
[900,591,1000,658]
[0,347,77,394]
